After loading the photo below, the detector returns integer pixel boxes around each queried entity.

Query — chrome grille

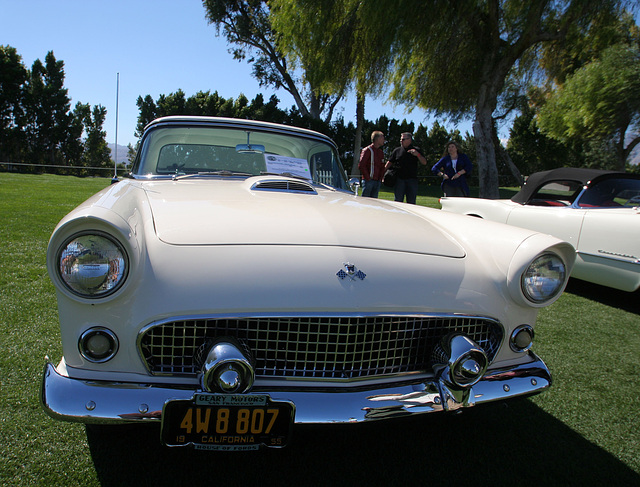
[139,316,503,379]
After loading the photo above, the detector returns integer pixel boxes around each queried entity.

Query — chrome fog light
[58,233,128,298]
[510,325,534,352]
[433,334,488,388]
[200,338,255,394]
[79,327,119,363]
[522,252,566,304]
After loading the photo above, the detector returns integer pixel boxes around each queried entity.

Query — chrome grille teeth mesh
[139,316,502,379]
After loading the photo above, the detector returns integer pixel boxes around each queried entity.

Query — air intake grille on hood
[251,179,317,194]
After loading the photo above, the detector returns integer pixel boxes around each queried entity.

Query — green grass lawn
[1,172,638,486]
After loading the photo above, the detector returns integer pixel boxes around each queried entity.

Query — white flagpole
[112,72,120,183]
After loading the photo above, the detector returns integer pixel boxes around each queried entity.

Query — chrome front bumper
[41,353,551,424]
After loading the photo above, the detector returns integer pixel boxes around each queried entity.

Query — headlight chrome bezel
[521,252,567,304]
[56,231,129,299]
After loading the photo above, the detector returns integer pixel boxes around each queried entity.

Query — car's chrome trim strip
[41,352,550,424]
[578,250,640,265]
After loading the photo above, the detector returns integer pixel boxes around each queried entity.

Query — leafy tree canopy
[0,46,112,173]
[202,0,342,122]
[538,44,640,169]
[271,0,627,198]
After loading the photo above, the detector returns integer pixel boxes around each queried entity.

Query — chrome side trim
[579,250,640,265]
[41,352,550,424]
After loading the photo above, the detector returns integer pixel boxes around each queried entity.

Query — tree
[539,9,639,86]
[82,104,111,170]
[271,0,394,175]
[63,102,87,168]
[0,47,111,173]
[272,1,626,197]
[202,0,342,122]
[24,51,73,166]
[136,90,287,132]
[507,105,570,175]
[0,45,28,162]
[391,1,628,197]
[424,122,456,165]
[134,87,468,177]
[135,94,158,137]
[538,44,640,170]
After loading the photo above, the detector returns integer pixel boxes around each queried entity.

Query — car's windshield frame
[130,118,351,191]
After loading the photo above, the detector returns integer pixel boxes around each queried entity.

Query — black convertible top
[511,168,632,204]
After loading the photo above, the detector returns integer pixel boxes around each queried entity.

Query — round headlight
[79,327,119,362]
[58,233,128,298]
[522,252,566,304]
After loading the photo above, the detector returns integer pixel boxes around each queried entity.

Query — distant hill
[108,143,131,166]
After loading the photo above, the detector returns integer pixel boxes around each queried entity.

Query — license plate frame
[161,393,295,451]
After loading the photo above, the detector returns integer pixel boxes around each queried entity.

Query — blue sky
[2,0,453,147]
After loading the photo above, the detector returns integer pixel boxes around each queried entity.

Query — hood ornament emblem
[337,263,366,281]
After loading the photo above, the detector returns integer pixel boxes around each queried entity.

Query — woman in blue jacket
[431,141,473,197]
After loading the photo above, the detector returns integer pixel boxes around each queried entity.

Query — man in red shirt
[358,131,386,198]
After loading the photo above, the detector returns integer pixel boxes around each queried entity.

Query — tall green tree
[202,0,342,122]
[271,0,395,175]
[538,44,640,170]
[25,51,73,165]
[64,102,88,168]
[0,45,28,162]
[82,104,111,169]
[0,47,109,172]
[507,104,575,176]
[391,0,626,197]
[271,0,626,197]
[539,9,639,86]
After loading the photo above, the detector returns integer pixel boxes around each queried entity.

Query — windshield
[132,124,350,190]
[577,177,640,208]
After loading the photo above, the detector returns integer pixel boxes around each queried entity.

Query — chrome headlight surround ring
[507,237,574,308]
[56,231,129,299]
[521,252,567,305]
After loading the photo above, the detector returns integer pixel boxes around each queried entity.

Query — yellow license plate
[161,394,295,451]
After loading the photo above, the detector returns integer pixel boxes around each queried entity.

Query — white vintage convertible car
[41,117,575,451]
[440,168,640,292]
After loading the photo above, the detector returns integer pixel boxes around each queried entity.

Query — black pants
[443,181,466,197]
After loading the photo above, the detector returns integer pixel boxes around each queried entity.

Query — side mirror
[348,177,361,196]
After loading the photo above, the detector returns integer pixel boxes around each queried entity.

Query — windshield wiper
[173,171,254,180]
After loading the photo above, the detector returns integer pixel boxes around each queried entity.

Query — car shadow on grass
[565,278,639,315]
[86,398,639,486]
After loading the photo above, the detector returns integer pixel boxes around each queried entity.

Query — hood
[143,178,465,258]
